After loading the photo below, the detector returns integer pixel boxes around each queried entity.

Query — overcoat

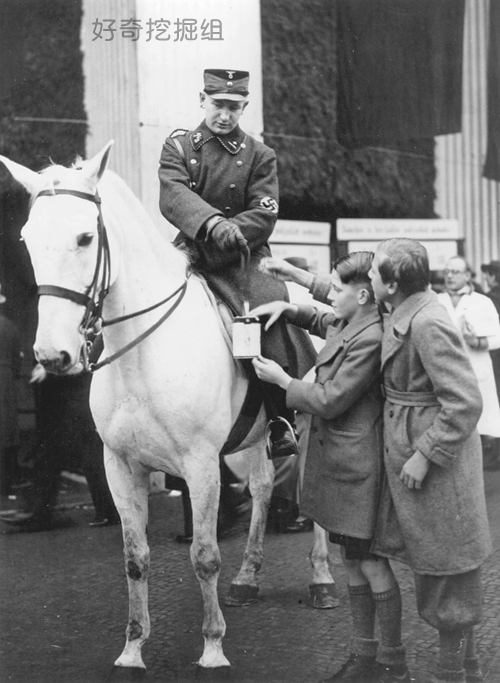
[437,290,500,437]
[286,302,383,539]
[0,313,22,450]
[158,120,316,375]
[372,289,492,575]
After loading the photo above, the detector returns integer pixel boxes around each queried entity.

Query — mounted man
[158,68,316,458]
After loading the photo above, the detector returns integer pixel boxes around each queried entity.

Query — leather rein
[35,188,189,372]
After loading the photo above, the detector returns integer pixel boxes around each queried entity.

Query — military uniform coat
[285,301,384,539]
[372,289,492,575]
[158,120,315,375]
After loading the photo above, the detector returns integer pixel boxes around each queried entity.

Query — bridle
[34,188,189,372]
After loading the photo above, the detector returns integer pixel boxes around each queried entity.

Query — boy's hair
[333,251,375,303]
[377,238,430,296]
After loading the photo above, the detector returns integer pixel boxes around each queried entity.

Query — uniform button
[389,410,394,418]
[225,206,231,212]
[190,159,197,165]
[241,143,246,149]
[229,183,236,189]
[236,160,243,167]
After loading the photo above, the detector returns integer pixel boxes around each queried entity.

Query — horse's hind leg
[105,449,151,670]
[308,523,339,609]
[186,460,230,670]
[226,440,274,606]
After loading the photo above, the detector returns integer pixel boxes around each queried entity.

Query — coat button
[241,143,246,149]
[190,159,197,165]
[225,206,231,212]
[389,410,394,418]
[236,160,243,167]
[229,183,236,189]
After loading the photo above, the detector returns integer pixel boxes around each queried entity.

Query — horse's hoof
[308,583,340,609]
[225,583,259,607]
[107,665,146,681]
[195,664,231,680]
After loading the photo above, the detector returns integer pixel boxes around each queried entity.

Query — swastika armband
[259,197,279,214]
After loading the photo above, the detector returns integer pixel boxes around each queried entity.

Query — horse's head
[0,141,116,374]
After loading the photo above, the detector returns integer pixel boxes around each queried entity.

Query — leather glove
[209,220,250,258]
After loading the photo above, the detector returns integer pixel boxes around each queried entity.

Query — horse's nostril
[60,351,71,369]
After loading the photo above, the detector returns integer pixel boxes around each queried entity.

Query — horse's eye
[77,233,94,247]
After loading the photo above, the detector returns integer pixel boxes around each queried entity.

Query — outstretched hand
[252,355,292,390]
[248,301,297,331]
[259,257,311,288]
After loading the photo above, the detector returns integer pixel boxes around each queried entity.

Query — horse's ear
[0,156,41,198]
[82,140,115,185]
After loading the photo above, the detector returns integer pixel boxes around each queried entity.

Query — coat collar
[381,288,435,370]
[316,308,381,368]
[190,121,247,154]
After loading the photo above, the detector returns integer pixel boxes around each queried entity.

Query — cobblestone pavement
[1,470,499,683]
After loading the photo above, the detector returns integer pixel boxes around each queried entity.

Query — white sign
[348,240,459,271]
[269,244,332,275]
[337,218,462,241]
[271,220,331,245]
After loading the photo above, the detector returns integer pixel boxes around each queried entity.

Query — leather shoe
[284,517,313,533]
[266,418,299,459]
[88,516,121,527]
[0,511,57,532]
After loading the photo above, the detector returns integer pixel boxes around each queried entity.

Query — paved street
[1,470,499,683]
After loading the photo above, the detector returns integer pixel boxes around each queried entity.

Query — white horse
[0,143,336,674]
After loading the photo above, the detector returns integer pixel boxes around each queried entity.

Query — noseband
[34,188,189,372]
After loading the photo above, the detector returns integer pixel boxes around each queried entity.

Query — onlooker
[0,283,23,506]
[481,260,500,400]
[251,252,408,683]
[438,256,500,469]
[369,239,491,683]
[1,338,119,531]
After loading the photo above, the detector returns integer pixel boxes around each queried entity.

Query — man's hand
[248,301,298,331]
[252,355,292,390]
[400,450,431,489]
[259,257,314,288]
[209,220,250,258]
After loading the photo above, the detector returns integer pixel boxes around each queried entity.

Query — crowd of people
[0,67,498,683]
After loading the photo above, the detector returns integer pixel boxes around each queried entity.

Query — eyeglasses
[444,269,467,276]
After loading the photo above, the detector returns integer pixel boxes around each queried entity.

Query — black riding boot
[261,382,299,460]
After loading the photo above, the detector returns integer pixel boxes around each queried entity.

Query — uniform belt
[382,385,440,407]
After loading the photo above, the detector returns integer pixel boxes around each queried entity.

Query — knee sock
[438,628,467,677]
[373,585,406,666]
[464,628,483,681]
[348,583,377,657]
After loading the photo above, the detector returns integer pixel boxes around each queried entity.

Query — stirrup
[265,416,299,459]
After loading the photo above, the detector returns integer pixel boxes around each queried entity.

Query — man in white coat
[438,256,500,467]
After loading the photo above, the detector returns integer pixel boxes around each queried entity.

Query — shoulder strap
[172,137,186,161]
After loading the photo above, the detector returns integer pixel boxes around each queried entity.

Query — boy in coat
[251,253,409,683]
[369,238,492,683]
[158,69,316,458]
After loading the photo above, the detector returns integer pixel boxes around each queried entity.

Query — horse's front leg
[105,448,151,670]
[226,438,274,606]
[308,522,339,609]
[187,460,230,670]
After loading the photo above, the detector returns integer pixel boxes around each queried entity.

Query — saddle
[198,275,263,456]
